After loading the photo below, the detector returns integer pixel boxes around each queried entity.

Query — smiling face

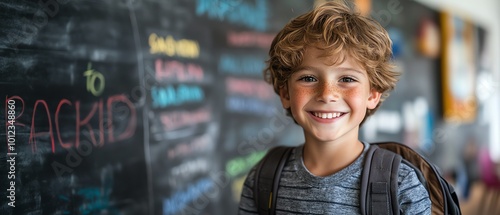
[279,47,381,144]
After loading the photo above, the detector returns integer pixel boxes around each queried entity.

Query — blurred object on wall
[417,18,441,58]
[402,97,435,154]
[440,12,477,123]
[388,27,405,59]
[354,0,372,16]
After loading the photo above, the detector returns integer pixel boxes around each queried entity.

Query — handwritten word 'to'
[84,63,105,96]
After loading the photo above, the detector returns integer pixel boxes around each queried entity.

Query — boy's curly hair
[263,0,399,124]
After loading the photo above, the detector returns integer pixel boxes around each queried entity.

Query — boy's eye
[299,76,317,82]
[340,77,356,82]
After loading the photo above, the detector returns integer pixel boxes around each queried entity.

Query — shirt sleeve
[238,166,259,215]
[397,163,432,214]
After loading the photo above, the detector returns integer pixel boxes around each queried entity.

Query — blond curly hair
[263,0,399,124]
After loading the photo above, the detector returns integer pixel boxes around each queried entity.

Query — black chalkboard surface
[0,0,309,214]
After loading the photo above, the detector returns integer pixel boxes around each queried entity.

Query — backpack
[253,142,461,215]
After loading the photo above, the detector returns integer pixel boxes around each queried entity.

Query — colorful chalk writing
[163,178,214,215]
[75,187,117,215]
[160,106,211,131]
[83,63,105,96]
[218,54,265,76]
[226,95,275,116]
[227,31,274,48]
[56,165,117,214]
[171,158,209,178]
[196,0,268,31]
[149,33,199,58]
[225,77,273,100]
[0,0,328,214]
[226,150,266,178]
[4,94,136,154]
[155,59,204,82]
[151,85,204,108]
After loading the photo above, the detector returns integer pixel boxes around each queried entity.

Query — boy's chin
[305,132,345,143]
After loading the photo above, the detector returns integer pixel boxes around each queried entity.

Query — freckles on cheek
[342,89,357,97]
[342,88,364,98]
[291,87,314,100]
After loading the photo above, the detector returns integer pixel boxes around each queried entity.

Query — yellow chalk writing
[149,33,200,58]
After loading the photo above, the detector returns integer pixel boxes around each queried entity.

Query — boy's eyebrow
[295,65,365,75]
[294,65,318,73]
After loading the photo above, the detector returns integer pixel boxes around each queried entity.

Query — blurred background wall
[362,0,500,213]
[418,0,500,164]
[0,0,499,214]
[415,0,500,213]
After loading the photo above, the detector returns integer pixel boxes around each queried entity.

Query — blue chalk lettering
[196,0,268,31]
[218,54,265,76]
[76,187,112,215]
[163,178,214,215]
[226,96,274,116]
[151,85,204,108]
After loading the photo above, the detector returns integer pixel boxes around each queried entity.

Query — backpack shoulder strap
[375,141,462,215]
[254,146,293,215]
[361,143,401,215]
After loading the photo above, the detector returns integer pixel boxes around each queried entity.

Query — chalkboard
[0,0,309,214]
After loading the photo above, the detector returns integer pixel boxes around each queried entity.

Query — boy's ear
[367,89,382,109]
[279,85,291,109]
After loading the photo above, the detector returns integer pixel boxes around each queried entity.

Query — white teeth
[313,112,342,119]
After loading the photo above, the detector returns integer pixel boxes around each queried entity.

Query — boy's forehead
[302,46,364,70]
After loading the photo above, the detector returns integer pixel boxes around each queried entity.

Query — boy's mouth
[311,112,345,119]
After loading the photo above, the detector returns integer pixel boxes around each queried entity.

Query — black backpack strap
[375,142,462,215]
[442,177,462,215]
[254,146,293,215]
[361,144,401,215]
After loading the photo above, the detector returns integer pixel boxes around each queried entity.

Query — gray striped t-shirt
[238,142,431,214]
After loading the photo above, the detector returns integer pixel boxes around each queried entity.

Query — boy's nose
[316,82,339,103]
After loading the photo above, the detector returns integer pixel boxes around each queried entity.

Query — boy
[238,1,431,214]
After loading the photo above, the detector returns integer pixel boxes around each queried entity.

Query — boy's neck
[302,138,364,177]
